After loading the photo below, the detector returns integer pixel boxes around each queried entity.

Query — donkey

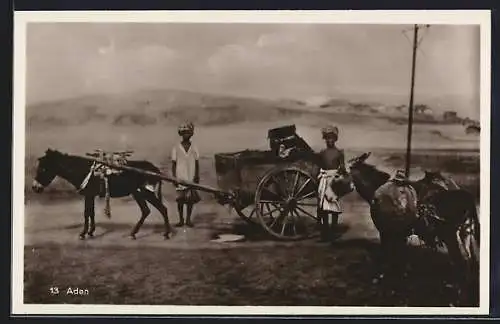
[411,171,479,258]
[412,172,480,301]
[32,149,172,240]
[346,153,480,289]
[346,152,418,279]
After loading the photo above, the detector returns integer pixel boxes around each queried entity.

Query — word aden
[66,287,90,296]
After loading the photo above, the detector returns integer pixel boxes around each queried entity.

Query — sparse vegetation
[466,124,480,135]
[24,243,472,306]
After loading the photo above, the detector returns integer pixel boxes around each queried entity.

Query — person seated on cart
[171,122,201,227]
[316,125,353,242]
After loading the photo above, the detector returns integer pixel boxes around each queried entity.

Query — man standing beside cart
[316,125,353,242]
[171,122,201,228]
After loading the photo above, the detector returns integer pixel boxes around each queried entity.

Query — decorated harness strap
[81,150,133,218]
[78,161,98,192]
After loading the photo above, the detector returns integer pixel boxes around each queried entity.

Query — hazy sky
[26,23,480,117]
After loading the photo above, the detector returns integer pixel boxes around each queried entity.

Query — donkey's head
[413,169,455,202]
[32,149,60,193]
[346,152,391,202]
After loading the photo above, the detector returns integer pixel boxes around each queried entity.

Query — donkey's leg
[384,234,400,279]
[88,196,97,237]
[142,189,172,239]
[80,196,92,239]
[376,231,390,280]
[380,233,405,296]
[445,223,478,307]
[129,191,151,240]
[395,233,411,279]
[442,229,468,305]
[378,233,403,279]
[443,230,466,277]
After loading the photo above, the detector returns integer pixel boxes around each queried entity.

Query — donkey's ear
[360,152,371,162]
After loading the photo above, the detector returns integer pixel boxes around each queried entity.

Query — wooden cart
[214,125,323,240]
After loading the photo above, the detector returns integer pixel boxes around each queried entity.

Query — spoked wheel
[254,167,320,240]
[235,205,258,225]
[233,190,258,225]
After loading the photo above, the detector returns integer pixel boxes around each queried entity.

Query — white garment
[171,142,199,190]
[317,169,342,213]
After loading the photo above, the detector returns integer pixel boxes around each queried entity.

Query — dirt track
[24,196,380,249]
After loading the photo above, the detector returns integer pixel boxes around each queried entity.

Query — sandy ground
[25,196,480,307]
[24,196,379,249]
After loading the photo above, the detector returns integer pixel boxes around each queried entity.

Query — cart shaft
[74,154,234,197]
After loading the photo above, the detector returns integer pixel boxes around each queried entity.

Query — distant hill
[26,88,470,128]
[26,89,294,127]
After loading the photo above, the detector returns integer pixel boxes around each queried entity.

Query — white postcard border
[12,10,492,316]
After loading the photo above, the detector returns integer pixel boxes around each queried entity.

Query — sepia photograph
[12,10,490,316]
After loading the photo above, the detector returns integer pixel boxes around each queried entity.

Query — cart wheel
[232,190,259,225]
[255,167,320,240]
[235,205,258,225]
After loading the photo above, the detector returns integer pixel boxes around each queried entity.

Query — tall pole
[405,24,419,178]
